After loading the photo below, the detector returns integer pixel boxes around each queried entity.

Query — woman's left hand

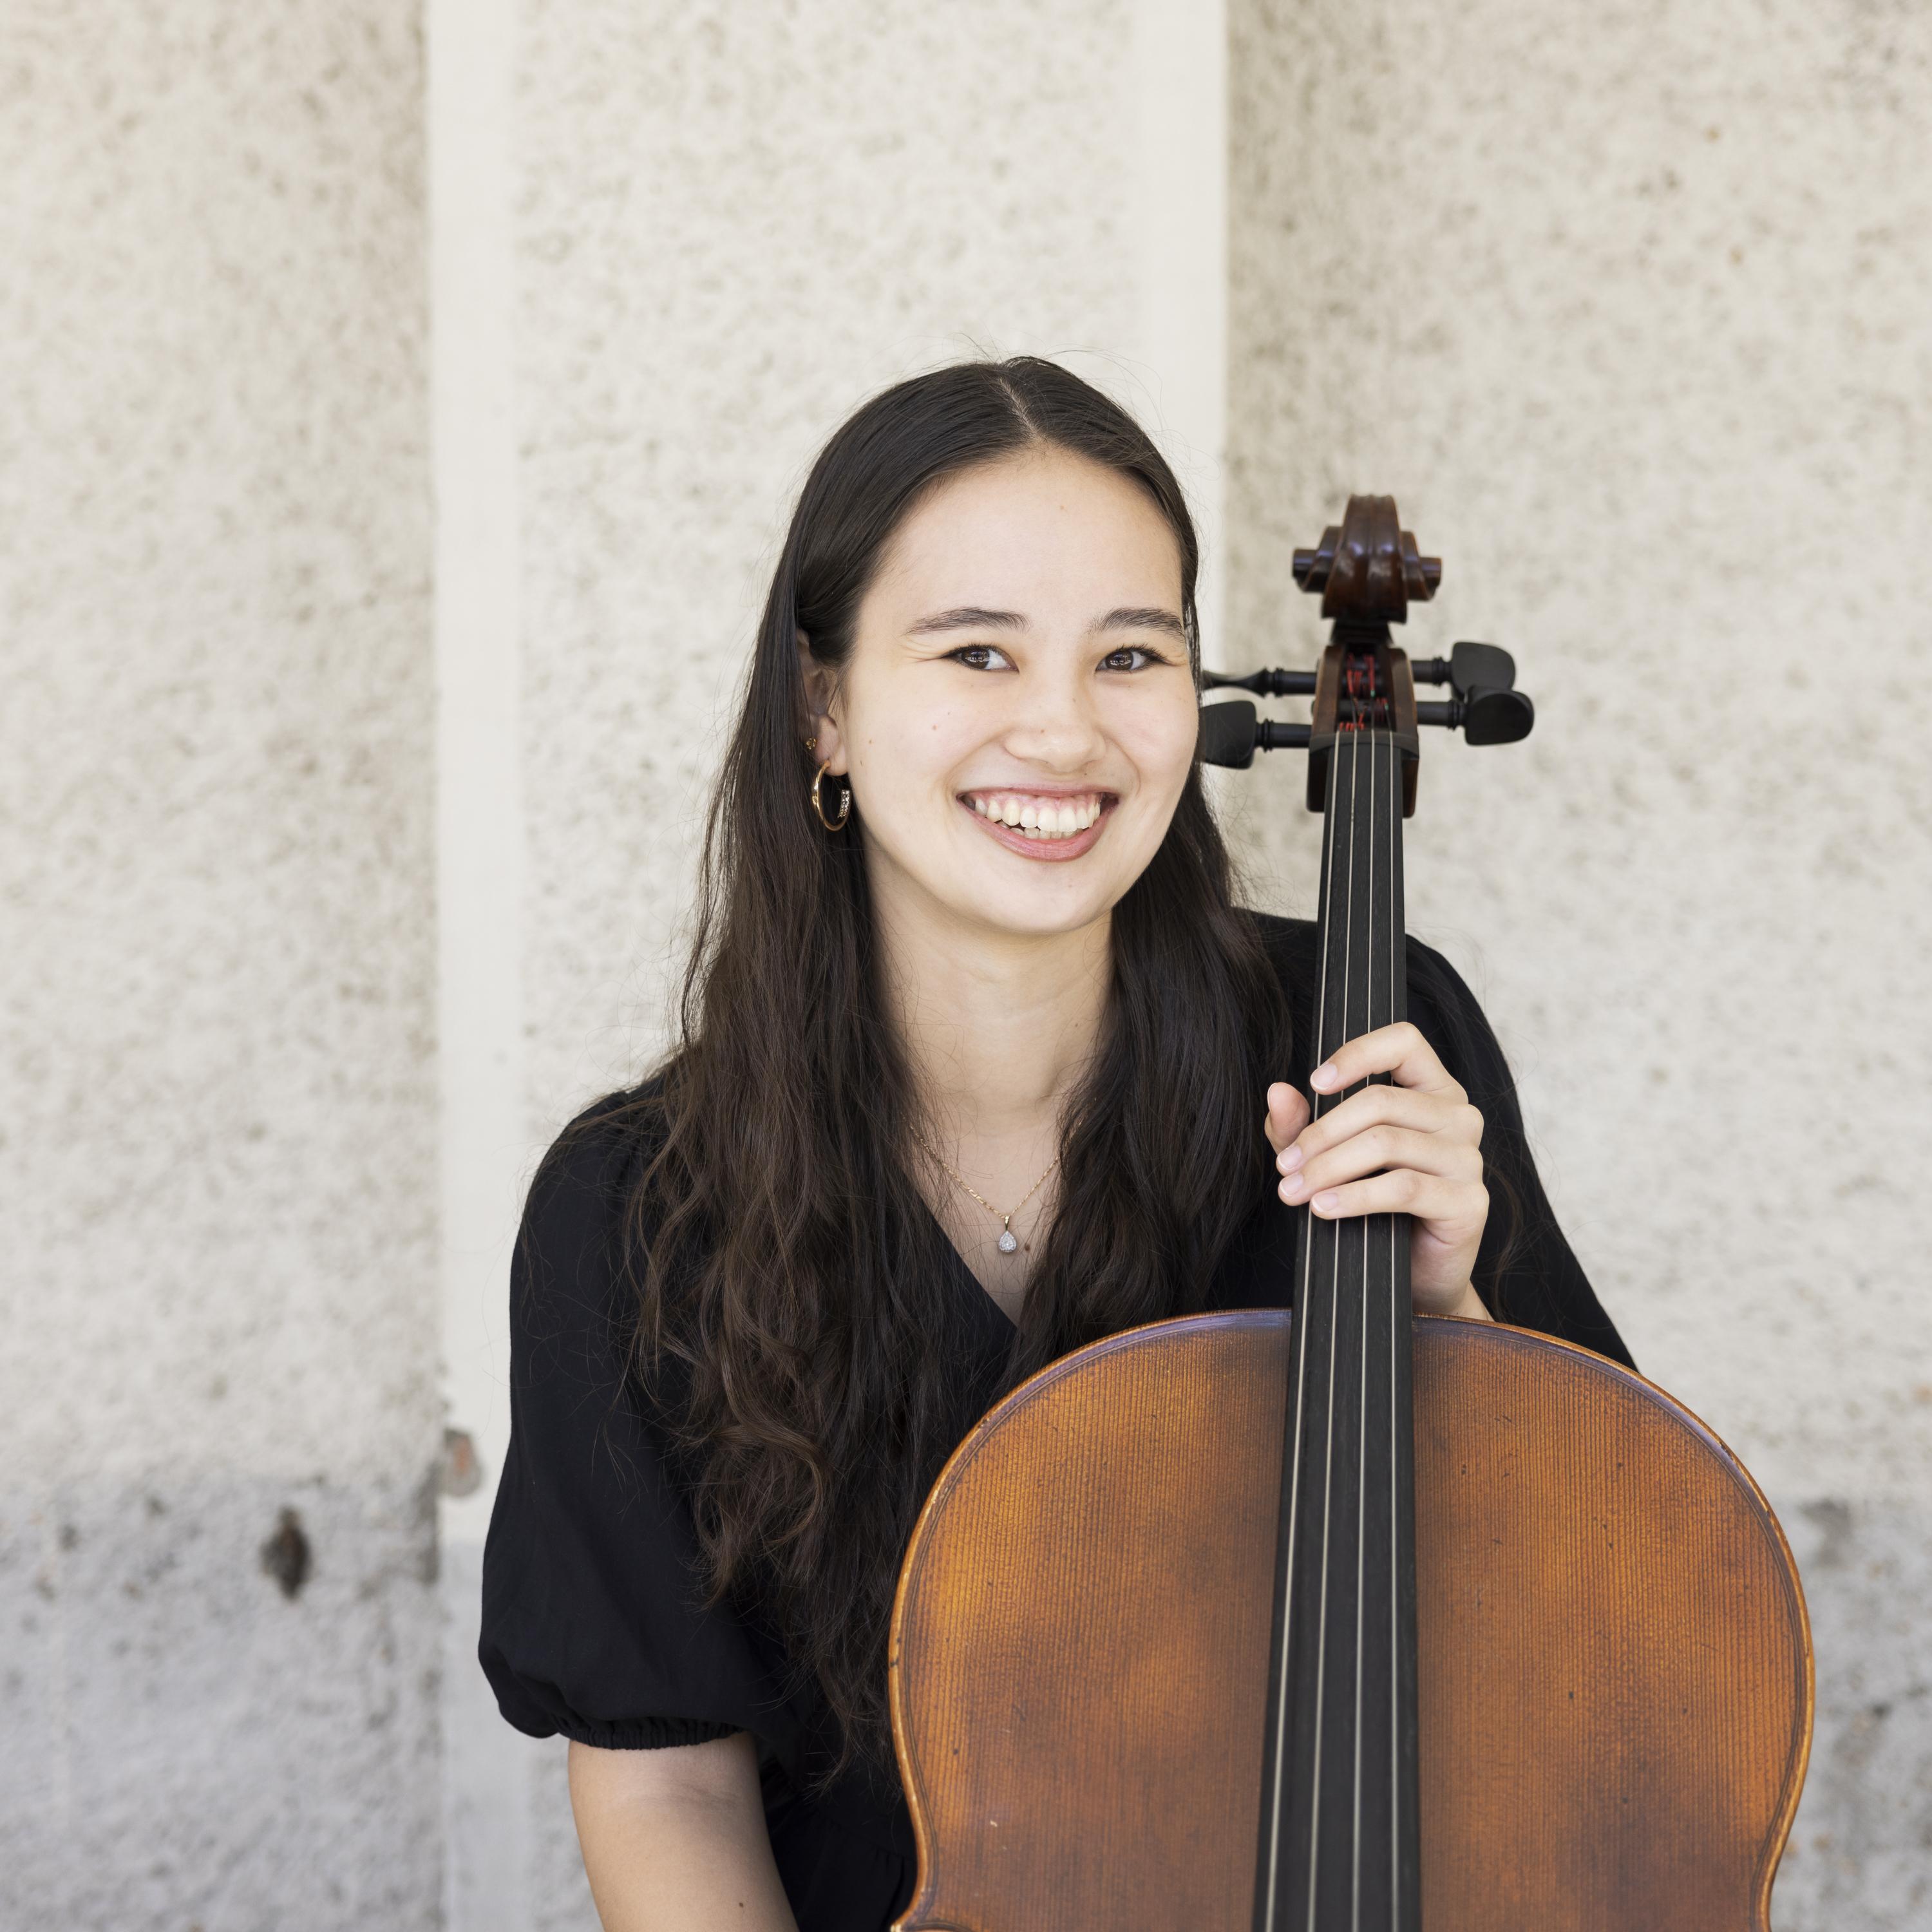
[1264,1021,1492,1321]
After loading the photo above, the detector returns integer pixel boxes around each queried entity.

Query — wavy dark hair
[613,357,1291,1773]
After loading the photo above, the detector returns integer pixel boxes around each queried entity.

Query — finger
[1307,1021,1465,1102]
[1301,1168,1486,1226]
[1264,1080,1310,1153]
[1279,1126,1482,1203]
[1280,1084,1482,1172]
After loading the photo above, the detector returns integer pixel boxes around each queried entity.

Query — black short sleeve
[1403,938,1634,1367]
[478,1095,802,1759]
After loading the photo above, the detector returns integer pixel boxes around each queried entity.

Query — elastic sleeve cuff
[552,1715,744,1751]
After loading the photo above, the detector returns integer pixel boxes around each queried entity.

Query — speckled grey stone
[1,1,439,1924]
[1774,1497,1932,1927]
[1228,1,1932,1916]
[1,0,438,1490]
[0,1478,441,1931]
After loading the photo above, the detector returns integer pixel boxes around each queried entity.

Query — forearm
[569,1736,799,1932]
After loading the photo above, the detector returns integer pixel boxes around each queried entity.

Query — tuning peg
[1415,687,1535,744]
[1199,699,1313,768]
[1200,667,1318,697]
[1291,528,1340,596]
[1463,687,1533,745]
[1412,641,1517,695]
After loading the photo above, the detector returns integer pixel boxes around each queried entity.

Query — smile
[958,790,1114,860]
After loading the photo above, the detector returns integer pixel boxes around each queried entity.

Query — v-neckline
[920,1198,1021,1335]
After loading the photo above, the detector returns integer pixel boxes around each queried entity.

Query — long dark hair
[616,358,1291,1772]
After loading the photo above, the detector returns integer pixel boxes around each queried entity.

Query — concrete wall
[1226,2,1932,1924]
[0,3,440,1927]
[6,0,1923,1924]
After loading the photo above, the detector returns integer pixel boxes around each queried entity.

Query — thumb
[1264,1080,1309,1153]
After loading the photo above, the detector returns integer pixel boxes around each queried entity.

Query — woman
[479,358,1629,1931]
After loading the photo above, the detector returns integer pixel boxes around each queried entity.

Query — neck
[871,880,1111,1143]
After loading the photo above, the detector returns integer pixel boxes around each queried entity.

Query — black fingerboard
[1253,724,1421,1932]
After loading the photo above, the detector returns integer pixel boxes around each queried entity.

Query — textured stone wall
[11,0,1920,1922]
[1226,2,1932,1922]
[0,4,439,1926]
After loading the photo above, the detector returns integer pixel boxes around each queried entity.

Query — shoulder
[528,1075,669,1214]
[1243,907,1316,966]
[513,1075,673,1359]
[1238,909,1479,1018]
[1238,907,1502,1090]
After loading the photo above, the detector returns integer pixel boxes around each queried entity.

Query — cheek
[846,687,982,806]
[1113,694,1200,802]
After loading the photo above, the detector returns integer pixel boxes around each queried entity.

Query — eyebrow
[1099,605,1189,642]
[905,605,1189,641]
[906,606,1027,636]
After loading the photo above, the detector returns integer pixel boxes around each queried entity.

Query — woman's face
[804,447,1199,945]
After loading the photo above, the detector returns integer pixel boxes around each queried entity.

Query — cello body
[889,1310,1812,1931]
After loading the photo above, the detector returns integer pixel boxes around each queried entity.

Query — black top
[479,914,1631,1930]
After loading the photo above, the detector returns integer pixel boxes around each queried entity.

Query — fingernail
[1311,1190,1340,1215]
[1310,1063,1338,1091]
[1277,1144,1303,1173]
[1280,1173,1309,1202]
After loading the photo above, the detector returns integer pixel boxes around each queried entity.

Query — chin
[952,871,1124,942]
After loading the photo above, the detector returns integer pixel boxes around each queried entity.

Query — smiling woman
[476,359,1629,1932]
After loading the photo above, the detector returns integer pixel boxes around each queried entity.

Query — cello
[887,497,1811,1931]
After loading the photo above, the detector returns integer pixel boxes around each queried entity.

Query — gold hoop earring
[811,759,851,831]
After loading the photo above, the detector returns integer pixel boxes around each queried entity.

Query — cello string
[1385,726,1402,1931]
[1260,681,1348,1930]
[1302,719,1361,1932]
[1391,723,1406,1917]
[1349,723,1382,1930]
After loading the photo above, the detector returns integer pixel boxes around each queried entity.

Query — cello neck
[1253,696,1423,1932]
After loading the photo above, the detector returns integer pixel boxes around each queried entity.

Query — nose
[1003,656,1106,772]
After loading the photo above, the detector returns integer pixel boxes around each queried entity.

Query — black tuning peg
[1198,699,1313,769]
[1415,687,1535,744]
[1200,667,1318,697]
[1412,641,1517,696]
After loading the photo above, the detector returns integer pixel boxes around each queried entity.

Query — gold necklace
[913,1131,1060,1256]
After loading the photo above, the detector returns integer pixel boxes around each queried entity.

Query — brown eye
[949,644,1013,672]
[1101,646,1160,672]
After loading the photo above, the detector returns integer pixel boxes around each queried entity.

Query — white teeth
[969,793,1105,839]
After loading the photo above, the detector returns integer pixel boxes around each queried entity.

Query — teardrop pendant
[997,1225,1019,1255]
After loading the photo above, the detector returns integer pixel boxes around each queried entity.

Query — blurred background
[3,1,1926,1927]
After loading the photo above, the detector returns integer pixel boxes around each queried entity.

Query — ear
[795,630,847,773]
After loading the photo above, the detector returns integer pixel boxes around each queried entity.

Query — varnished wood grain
[890,1314,1810,1931]
[1410,1320,1812,1931]
[891,1314,1287,1929]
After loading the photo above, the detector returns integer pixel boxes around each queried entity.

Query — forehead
[864,447,1184,622]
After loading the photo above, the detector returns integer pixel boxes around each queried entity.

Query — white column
[429,0,536,1926]
[1134,0,1230,664]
